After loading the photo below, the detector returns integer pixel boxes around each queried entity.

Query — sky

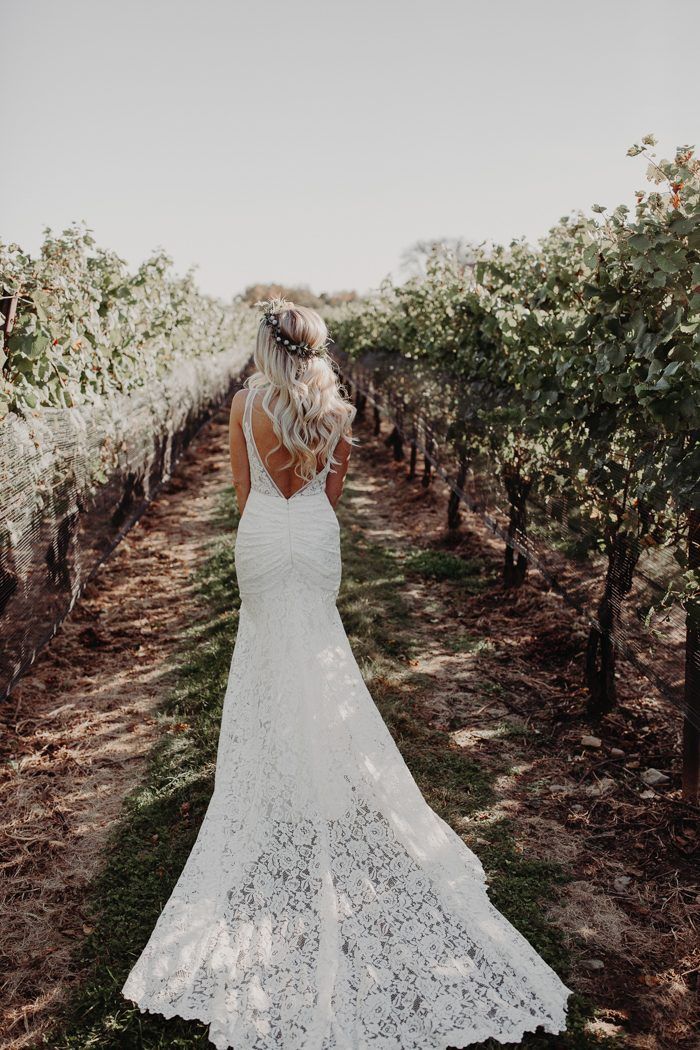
[3,0,699,300]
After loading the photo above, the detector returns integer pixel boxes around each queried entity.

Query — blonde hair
[246,299,356,481]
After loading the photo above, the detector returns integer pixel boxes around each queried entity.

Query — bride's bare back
[229,388,352,508]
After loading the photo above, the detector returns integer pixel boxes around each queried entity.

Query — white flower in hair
[254,297,327,359]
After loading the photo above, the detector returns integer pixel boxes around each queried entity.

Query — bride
[121,300,571,1049]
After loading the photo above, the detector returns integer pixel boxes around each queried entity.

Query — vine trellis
[333,346,700,803]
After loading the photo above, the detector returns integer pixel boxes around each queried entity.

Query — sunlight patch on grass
[451,720,530,747]
[404,548,490,592]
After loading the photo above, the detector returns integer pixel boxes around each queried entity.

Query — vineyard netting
[0,225,254,697]
[0,344,250,698]
[335,347,692,714]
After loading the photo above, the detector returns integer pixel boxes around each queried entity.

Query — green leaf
[31,293,50,324]
[608,344,627,366]
[628,234,651,251]
[654,251,684,274]
[679,396,698,422]
[671,216,699,235]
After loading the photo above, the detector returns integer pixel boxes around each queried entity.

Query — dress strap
[243,387,255,432]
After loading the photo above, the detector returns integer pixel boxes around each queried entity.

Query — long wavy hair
[246,299,356,481]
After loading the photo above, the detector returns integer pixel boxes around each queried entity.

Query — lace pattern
[121,391,571,1047]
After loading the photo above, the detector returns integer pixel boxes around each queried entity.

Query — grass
[445,633,495,655]
[48,478,616,1049]
[404,547,489,592]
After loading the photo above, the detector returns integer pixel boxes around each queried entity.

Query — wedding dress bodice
[242,388,336,502]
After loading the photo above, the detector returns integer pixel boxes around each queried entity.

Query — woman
[121,300,571,1048]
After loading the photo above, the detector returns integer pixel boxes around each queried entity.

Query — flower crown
[257,301,326,361]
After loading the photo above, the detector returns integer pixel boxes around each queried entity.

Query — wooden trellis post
[373,391,381,436]
[448,449,469,530]
[384,393,404,460]
[682,509,700,802]
[408,423,418,480]
[422,423,433,488]
[1,290,19,350]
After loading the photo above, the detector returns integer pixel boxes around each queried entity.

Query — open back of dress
[243,388,335,501]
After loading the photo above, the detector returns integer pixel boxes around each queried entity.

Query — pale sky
[3,0,698,299]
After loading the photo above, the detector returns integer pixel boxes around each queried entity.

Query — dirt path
[0,409,236,1048]
[2,402,698,1050]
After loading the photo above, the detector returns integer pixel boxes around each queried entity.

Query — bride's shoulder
[229,387,250,424]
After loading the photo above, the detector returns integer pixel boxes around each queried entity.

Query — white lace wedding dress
[121,388,571,1048]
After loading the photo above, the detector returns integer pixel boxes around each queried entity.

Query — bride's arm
[229,389,251,514]
[325,432,352,509]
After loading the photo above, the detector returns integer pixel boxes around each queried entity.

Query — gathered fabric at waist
[234,487,342,597]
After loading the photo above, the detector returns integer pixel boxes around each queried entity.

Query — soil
[1,402,697,1049]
